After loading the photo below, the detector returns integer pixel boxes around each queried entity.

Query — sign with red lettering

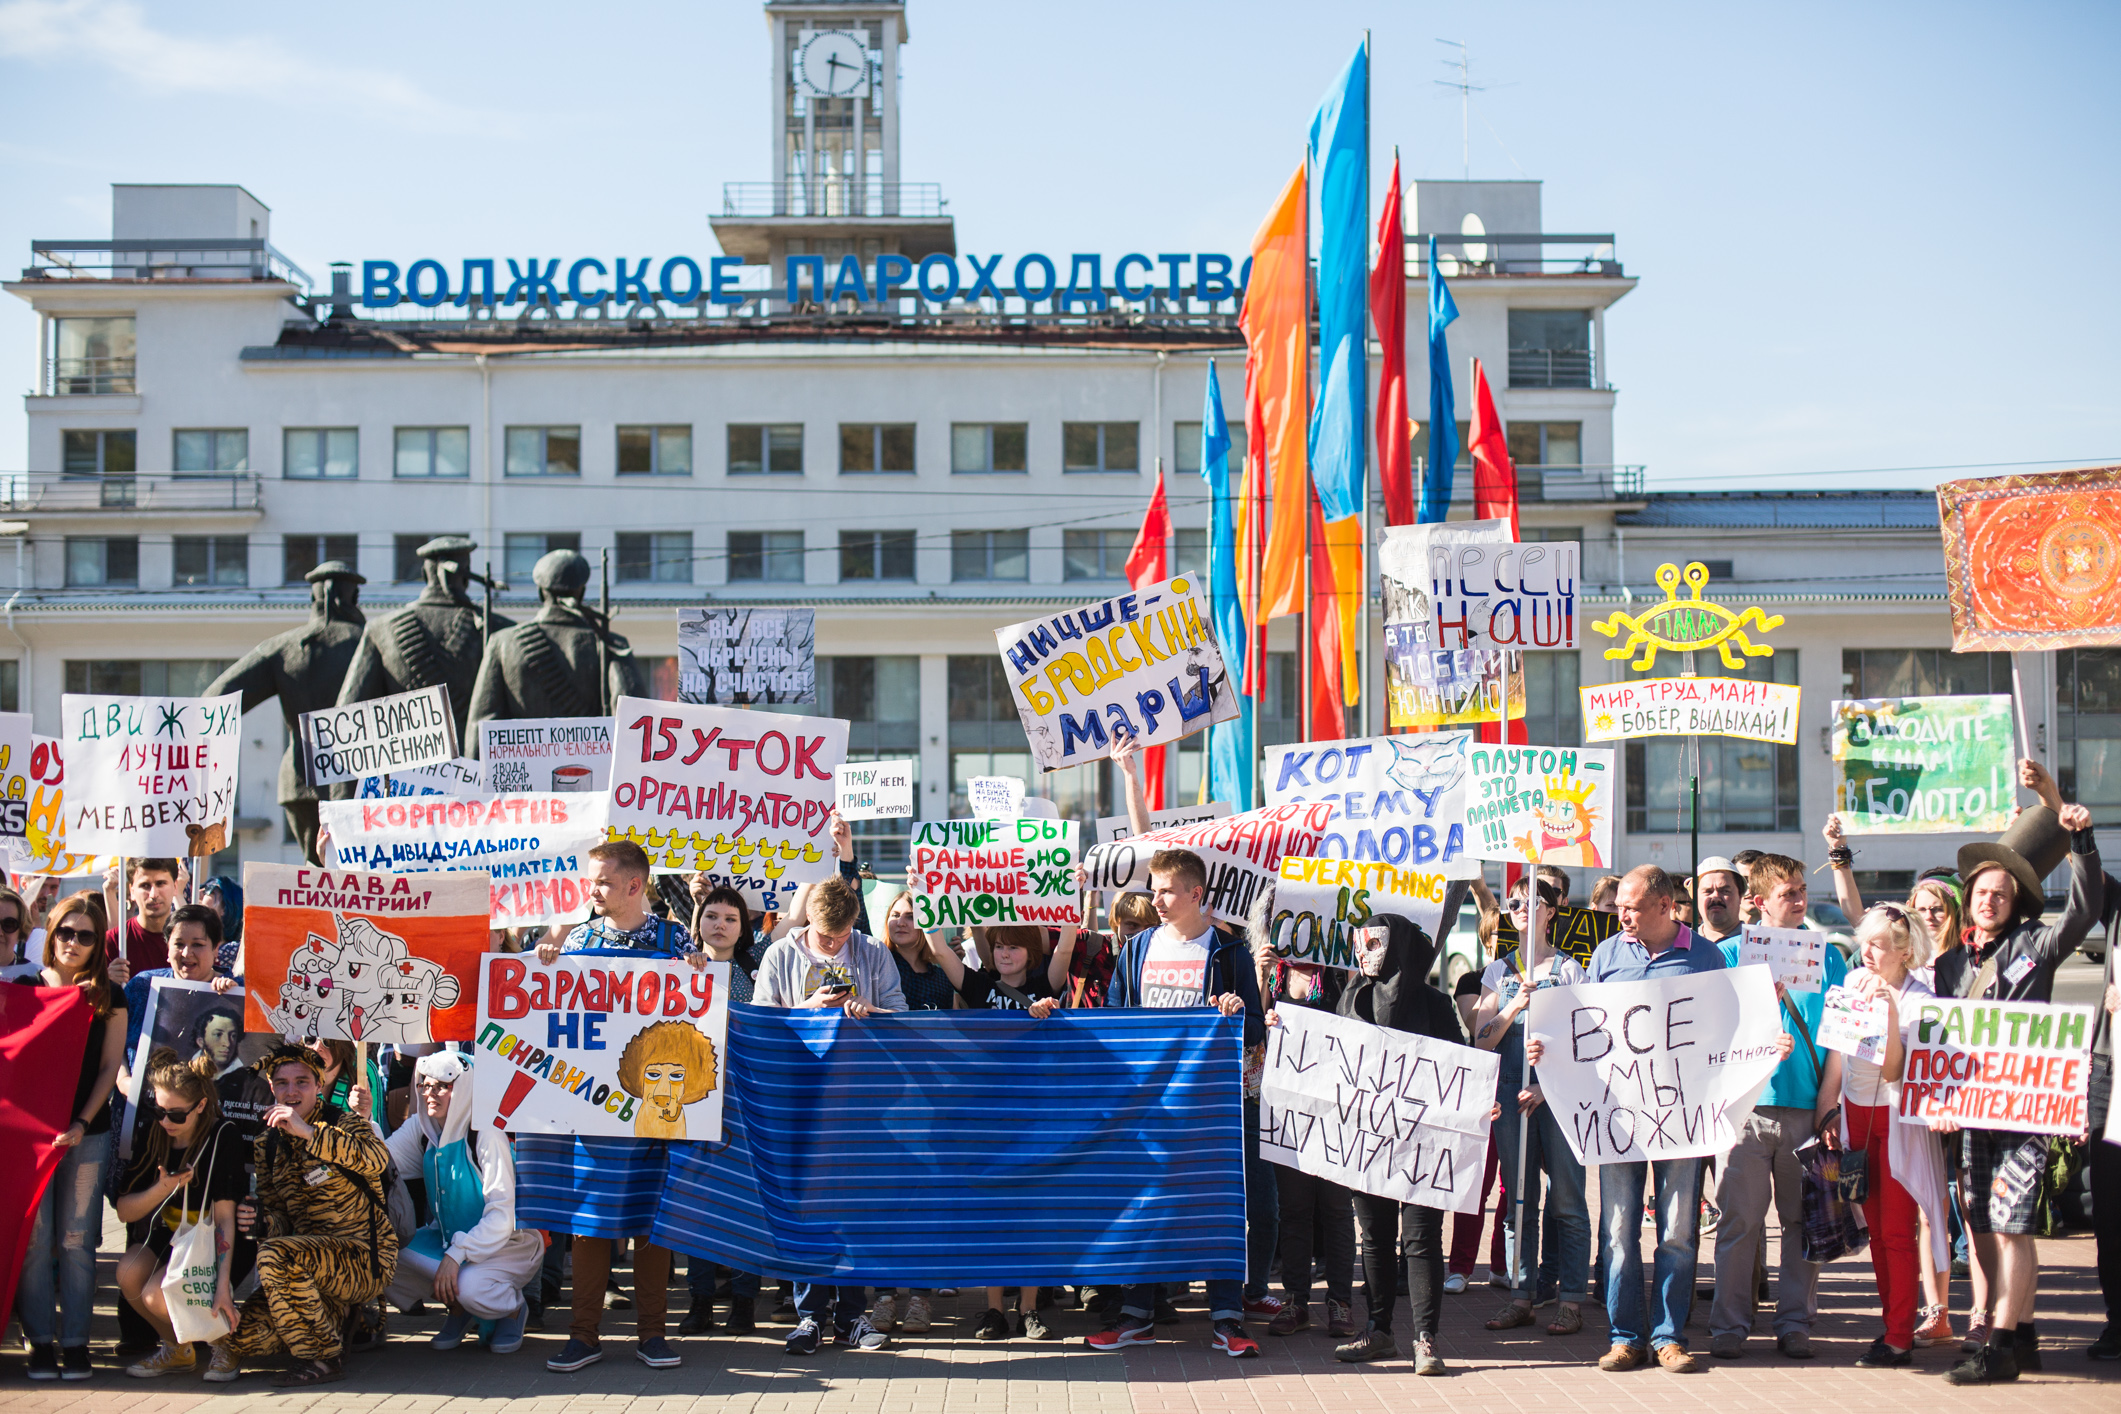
[240,862,489,1044]
[473,953,729,1141]
[63,693,242,857]
[318,793,606,928]
[1898,997,2093,1137]
[604,697,849,913]
[906,817,1082,929]
[1580,677,1800,745]
[1081,801,1338,926]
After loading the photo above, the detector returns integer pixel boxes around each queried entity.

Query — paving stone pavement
[5,1201,2114,1414]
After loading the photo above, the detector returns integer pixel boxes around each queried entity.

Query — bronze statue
[467,548,643,739]
[205,560,367,864]
[336,536,508,749]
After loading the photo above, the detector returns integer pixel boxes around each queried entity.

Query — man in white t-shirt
[1086,848,1265,1360]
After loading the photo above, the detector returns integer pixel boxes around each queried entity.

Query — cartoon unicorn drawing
[263,915,460,1045]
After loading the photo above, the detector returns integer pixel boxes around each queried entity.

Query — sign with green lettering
[1899,998,2094,1136]
[1831,695,2014,834]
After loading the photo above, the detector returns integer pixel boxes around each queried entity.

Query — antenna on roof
[1434,39,1485,181]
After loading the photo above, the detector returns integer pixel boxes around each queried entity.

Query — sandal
[272,1358,345,1388]
[1485,1301,1535,1331]
[1547,1303,1583,1336]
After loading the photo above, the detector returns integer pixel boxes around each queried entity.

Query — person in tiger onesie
[229,1044,399,1386]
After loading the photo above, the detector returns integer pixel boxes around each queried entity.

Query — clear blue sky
[3,0,2116,490]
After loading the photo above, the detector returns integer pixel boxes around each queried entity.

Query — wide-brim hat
[1958,805,2069,923]
[304,559,365,585]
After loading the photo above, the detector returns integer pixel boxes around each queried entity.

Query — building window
[393,533,466,583]
[173,535,248,588]
[1173,528,1208,578]
[951,529,1029,582]
[394,427,469,479]
[617,425,692,475]
[948,654,1034,816]
[65,658,231,697]
[841,423,915,474]
[1174,419,1249,475]
[0,660,16,712]
[725,531,801,584]
[951,423,1027,473]
[284,534,358,584]
[50,316,135,395]
[617,532,694,584]
[1503,421,1583,469]
[839,529,915,581]
[1508,309,1593,389]
[1410,420,1471,472]
[1522,652,1583,748]
[284,428,358,479]
[65,536,138,587]
[174,429,249,475]
[1063,421,1139,473]
[504,426,580,477]
[728,424,803,474]
[823,654,922,860]
[1626,651,1799,834]
[61,429,137,505]
[1839,647,2013,699]
[505,532,582,584]
[2058,649,2121,827]
[1062,528,1133,581]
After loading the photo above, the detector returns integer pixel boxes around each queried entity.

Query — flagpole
[1358,35,1374,740]
[1301,154,1316,744]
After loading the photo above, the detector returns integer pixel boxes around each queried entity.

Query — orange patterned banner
[1937,467,2121,651]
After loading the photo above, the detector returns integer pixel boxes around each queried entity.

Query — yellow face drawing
[618,1019,719,1140]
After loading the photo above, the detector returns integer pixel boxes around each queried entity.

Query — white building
[7,0,2111,902]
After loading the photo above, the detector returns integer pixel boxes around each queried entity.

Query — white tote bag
[157,1128,233,1345]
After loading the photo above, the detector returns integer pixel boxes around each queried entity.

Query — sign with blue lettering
[1263,733,1478,880]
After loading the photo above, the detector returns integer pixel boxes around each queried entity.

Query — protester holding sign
[118,904,236,1100]
[103,858,183,981]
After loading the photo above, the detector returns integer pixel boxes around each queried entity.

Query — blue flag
[1420,235,1461,522]
[1200,362,1254,811]
[515,1136,670,1240]
[1306,40,1367,526]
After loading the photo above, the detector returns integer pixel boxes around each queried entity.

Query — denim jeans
[795,1283,867,1330]
[1599,1156,1703,1351]
[1497,1101,1590,1302]
[686,1255,760,1301]
[17,1130,112,1347]
[1242,1099,1278,1302]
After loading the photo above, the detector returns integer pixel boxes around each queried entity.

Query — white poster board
[907,817,1082,927]
[480,716,615,795]
[835,760,914,821]
[1738,925,1827,995]
[967,775,1026,819]
[1816,984,1889,1065]
[1264,732,1478,879]
[1080,801,1337,926]
[0,710,32,842]
[63,693,243,857]
[1898,997,2094,1136]
[297,685,458,787]
[1581,678,1801,746]
[1266,856,1450,968]
[1464,744,1616,870]
[321,793,608,928]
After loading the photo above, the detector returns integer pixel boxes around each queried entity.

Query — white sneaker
[1481,1267,1508,1291]
[902,1296,933,1333]
[871,1294,898,1330]
[846,1316,890,1351]
[1443,1273,1468,1295]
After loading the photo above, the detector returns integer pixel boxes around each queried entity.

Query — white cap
[1695,856,1742,885]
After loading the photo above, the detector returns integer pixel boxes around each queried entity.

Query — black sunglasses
[149,1097,203,1123]
[52,926,98,945]
[0,916,20,935]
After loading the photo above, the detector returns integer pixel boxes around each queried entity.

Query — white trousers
[384,1230,544,1321]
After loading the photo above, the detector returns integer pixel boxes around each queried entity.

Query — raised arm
[1047,926,1078,996]
[1110,728,1150,836]
[1823,814,1864,919]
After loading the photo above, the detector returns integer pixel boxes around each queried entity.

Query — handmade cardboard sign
[1937,466,2121,652]
[1265,733,1478,879]
[474,953,729,1140]
[297,685,457,787]
[1379,520,1526,730]
[63,693,242,857]
[0,711,29,843]
[1738,924,1828,994]
[321,793,607,929]
[1832,695,2014,835]
[7,736,115,877]
[1817,984,1889,1065]
[1463,745,1615,868]
[1493,904,1623,967]
[1898,997,2094,1136]
[1528,967,1783,1164]
[1081,801,1336,926]
[1259,1006,1498,1212]
[1580,677,1800,745]
[1093,802,1232,845]
[907,817,1081,928]
[1592,561,1783,673]
[835,760,913,821]
[604,697,848,912]
[241,862,489,1045]
[677,608,816,706]
[480,716,614,795]
[967,775,1026,819]
[1427,542,1579,652]
[1266,857,1449,968]
[995,575,1239,773]
[355,757,486,799]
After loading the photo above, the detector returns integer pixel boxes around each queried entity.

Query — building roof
[1617,490,1939,529]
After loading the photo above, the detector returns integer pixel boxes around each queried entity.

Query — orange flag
[1240,162,1309,623]
[1469,358,1520,540]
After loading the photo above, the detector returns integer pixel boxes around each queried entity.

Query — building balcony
[711,182,956,265]
[21,238,311,289]
[1440,463,1645,502]
[1405,232,1623,278]
[0,472,263,515]
[721,181,946,219]
[1508,347,1595,389]
[46,356,135,395]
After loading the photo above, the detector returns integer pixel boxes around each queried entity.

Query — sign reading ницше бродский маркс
[1832,695,2014,834]
[1898,997,2094,1137]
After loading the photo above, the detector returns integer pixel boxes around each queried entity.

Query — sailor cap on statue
[303,558,365,585]
[416,535,478,559]
[1957,805,2070,923]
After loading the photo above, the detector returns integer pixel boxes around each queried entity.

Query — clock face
[797,30,870,98]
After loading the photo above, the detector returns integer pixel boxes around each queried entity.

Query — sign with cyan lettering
[1379,520,1527,730]
[1580,677,1801,745]
[907,817,1081,928]
[1898,997,2094,1136]
[474,953,729,1142]
[1080,801,1336,927]
[480,716,614,795]
[297,685,458,788]
[1832,695,2015,835]
[1264,733,1478,880]
[1259,1005,1498,1212]
[1528,967,1783,1164]
[604,698,848,913]
[677,609,816,706]
[63,693,243,857]
[1464,745,1616,869]
[1267,857,1449,969]
[996,575,1239,773]
[320,793,607,929]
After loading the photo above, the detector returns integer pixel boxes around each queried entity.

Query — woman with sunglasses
[15,890,126,1380]
[0,885,41,980]
[112,1048,245,1379]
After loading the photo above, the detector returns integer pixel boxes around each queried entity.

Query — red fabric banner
[1469,359,1519,539]
[0,983,93,1324]
[1126,467,1173,809]
[1371,153,1413,527]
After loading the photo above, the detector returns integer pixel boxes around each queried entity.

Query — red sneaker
[1243,1294,1284,1321]
[1085,1317,1157,1352]
[1212,1319,1260,1358]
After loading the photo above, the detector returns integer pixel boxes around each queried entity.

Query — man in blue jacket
[1087,847,1265,1359]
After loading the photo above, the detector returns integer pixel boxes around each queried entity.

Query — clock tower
[711,1,954,280]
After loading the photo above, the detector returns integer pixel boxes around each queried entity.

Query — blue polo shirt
[1719,934,1845,1111]
[1586,924,1728,984]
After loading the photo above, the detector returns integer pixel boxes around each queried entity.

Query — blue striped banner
[650,1005,1246,1286]
[515,1135,669,1240]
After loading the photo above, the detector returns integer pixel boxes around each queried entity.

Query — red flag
[0,985,92,1324]
[1124,467,1172,808]
[1371,153,1413,527]
[1469,359,1519,539]
[1306,492,1346,741]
